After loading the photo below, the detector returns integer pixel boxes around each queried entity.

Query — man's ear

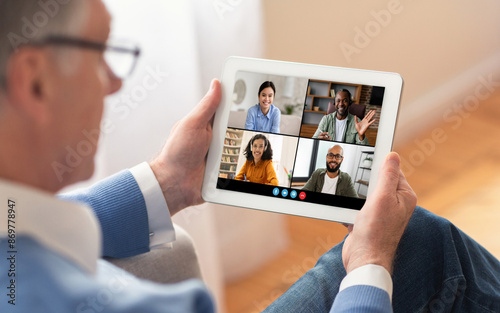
[5,48,54,124]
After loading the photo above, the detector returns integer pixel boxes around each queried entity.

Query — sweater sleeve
[58,170,151,258]
[330,285,392,313]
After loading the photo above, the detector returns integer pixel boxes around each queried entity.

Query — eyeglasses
[326,153,343,160]
[25,36,141,79]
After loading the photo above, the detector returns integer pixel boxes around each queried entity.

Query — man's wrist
[340,264,393,301]
[129,162,176,246]
[346,258,393,276]
[344,245,395,275]
[148,159,177,213]
[148,159,194,215]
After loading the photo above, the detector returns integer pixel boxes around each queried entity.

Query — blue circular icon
[281,189,289,197]
[273,188,280,196]
[290,190,297,199]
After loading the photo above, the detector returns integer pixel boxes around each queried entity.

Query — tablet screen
[215,70,385,210]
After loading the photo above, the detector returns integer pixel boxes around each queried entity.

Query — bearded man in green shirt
[302,145,358,198]
[312,89,376,145]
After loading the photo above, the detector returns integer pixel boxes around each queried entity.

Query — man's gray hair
[0,0,88,90]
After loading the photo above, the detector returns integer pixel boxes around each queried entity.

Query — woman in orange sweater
[235,134,279,186]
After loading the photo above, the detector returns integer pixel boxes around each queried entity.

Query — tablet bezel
[202,57,402,224]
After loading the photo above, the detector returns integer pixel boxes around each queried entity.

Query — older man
[302,145,358,198]
[0,0,219,311]
[313,89,375,145]
[1,1,499,313]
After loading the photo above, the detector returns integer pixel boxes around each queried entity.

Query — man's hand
[149,79,221,215]
[318,131,331,140]
[354,110,376,140]
[342,152,417,275]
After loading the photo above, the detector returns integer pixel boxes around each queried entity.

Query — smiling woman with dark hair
[235,134,278,185]
[244,81,281,133]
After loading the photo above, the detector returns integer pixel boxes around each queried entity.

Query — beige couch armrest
[105,224,202,284]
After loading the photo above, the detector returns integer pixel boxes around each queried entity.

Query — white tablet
[202,57,402,224]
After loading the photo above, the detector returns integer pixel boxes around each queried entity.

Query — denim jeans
[264,207,500,313]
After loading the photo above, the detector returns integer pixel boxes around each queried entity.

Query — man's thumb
[376,152,401,193]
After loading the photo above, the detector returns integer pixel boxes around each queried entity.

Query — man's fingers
[363,110,376,122]
[342,223,354,233]
[397,168,418,209]
[188,79,222,125]
[375,152,401,194]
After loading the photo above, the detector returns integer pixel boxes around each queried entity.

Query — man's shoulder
[324,113,336,120]
[312,168,327,176]
[303,168,326,192]
[2,237,214,313]
[1,235,89,292]
[0,236,88,311]
[318,113,336,130]
[338,171,355,188]
[338,170,352,179]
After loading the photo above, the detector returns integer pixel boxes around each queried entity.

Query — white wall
[262,0,500,143]
[294,138,315,177]
[232,72,268,112]
[89,0,228,307]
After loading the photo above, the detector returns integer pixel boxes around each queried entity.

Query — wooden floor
[224,87,500,313]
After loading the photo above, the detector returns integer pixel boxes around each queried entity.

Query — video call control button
[281,189,288,197]
[273,188,280,196]
[290,190,297,199]
[299,192,306,200]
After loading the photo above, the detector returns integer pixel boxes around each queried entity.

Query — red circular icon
[299,192,306,200]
